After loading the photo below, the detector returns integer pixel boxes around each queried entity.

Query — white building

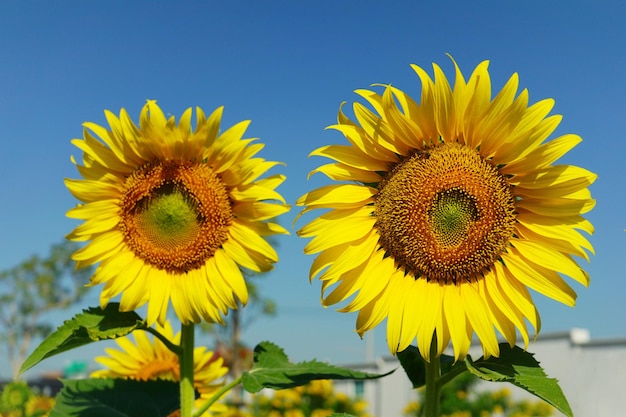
[334,329,626,417]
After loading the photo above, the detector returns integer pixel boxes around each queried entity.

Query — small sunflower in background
[297,57,595,361]
[66,101,289,326]
[92,321,228,415]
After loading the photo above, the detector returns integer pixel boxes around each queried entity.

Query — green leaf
[49,378,181,417]
[465,343,573,417]
[397,345,462,389]
[397,346,427,388]
[241,341,392,393]
[20,303,144,375]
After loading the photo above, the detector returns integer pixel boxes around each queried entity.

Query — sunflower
[66,101,289,325]
[92,321,228,415]
[297,58,595,361]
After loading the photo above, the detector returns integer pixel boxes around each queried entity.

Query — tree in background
[0,241,92,379]
[403,371,554,417]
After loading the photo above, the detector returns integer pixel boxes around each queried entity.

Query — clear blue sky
[1,1,624,379]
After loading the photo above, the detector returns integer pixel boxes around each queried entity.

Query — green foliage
[465,345,571,417]
[0,241,93,379]
[19,303,145,375]
[242,341,391,393]
[49,379,181,417]
[398,343,568,417]
[20,312,386,417]
[398,346,464,389]
[404,371,554,417]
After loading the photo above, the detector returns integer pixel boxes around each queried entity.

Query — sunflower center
[430,188,479,247]
[135,188,200,247]
[137,359,179,381]
[375,142,516,284]
[120,161,232,274]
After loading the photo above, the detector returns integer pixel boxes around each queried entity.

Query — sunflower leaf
[397,345,427,388]
[241,341,392,393]
[465,343,573,417]
[19,303,144,375]
[397,345,464,389]
[49,378,181,417]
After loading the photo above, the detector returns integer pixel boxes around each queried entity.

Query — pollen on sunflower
[297,57,596,361]
[66,101,290,326]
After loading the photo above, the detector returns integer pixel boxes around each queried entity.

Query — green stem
[423,336,441,417]
[193,376,242,417]
[180,323,195,417]
[438,362,467,388]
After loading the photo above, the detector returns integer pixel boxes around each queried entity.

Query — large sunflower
[66,101,289,325]
[297,58,595,361]
[92,321,228,415]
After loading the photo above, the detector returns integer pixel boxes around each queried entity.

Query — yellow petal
[214,249,248,306]
[233,201,290,221]
[494,261,541,335]
[72,231,124,263]
[516,196,595,217]
[308,163,382,183]
[503,248,578,306]
[296,184,376,208]
[512,239,590,286]
[501,134,582,174]
[416,281,443,362]
[316,231,379,284]
[485,266,529,347]
[65,178,123,202]
[309,143,392,170]
[443,284,471,361]
[386,273,413,355]
[338,253,396,312]
[302,214,376,255]
[459,281,499,358]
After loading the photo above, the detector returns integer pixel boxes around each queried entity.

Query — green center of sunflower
[374,142,516,284]
[430,188,479,247]
[120,161,232,274]
[134,187,201,250]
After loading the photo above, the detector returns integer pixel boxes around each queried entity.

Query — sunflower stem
[423,335,441,417]
[438,361,468,388]
[193,376,242,417]
[180,323,195,417]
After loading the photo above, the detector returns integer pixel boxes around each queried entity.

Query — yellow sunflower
[66,101,289,325]
[297,58,595,361]
[92,321,228,415]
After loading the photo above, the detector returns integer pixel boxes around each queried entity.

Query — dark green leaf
[20,304,144,375]
[465,343,573,417]
[49,378,181,417]
[397,346,462,389]
[241,341,392,393]
[397,346,426,388]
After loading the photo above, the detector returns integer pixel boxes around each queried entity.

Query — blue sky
[1,1,625,379]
